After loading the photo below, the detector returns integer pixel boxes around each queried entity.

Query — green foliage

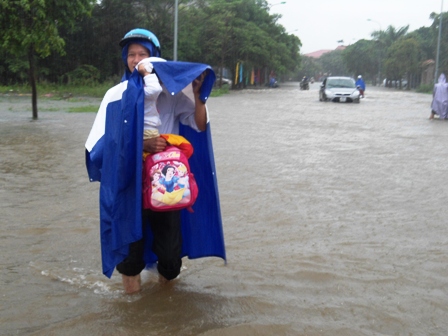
[343,39,378,81]
[64,65,101,85]
[371,25,409,51]
[407,26,434,61]
[211,85,230,97]
[0,82,112,98]
[1,0,446,92]
[416,83,433,93]
[0,80,231,100]
[319,50,348,76]
[0,0,93,57]
[39,82,112,98]
[191,0,300,84]
[0,0,93,118]
[430,12,448,76]
[384,37,421,87]
[1,58,29,83]
[298,56,320,80]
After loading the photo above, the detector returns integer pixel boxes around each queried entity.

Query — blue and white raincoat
[85,59,226,278]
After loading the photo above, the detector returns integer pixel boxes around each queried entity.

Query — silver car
[215,76,232,86]
[319,76,361,103]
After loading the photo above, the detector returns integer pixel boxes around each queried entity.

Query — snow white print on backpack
[143,136,198,212]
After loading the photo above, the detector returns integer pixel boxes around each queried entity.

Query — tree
[319,49,348,77]
[407,26,434,62]
[369,25,409,85]
[430,11,448,77]
[193,0,300,85]
[371,25,409,49]
[343,39,377,80]
[0,0,93,119]
[189,0,236,79]
[298,56,321,81]
[134,0,179,60]
[384,37,421,89]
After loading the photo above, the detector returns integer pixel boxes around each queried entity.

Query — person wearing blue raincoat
[85,28,226,293]
[356,75,366,98]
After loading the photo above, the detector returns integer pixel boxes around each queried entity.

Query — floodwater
[1,83,448,336]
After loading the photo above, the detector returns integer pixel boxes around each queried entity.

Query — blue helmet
[119,28,161,57]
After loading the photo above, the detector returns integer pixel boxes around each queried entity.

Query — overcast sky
[268,0,445,54]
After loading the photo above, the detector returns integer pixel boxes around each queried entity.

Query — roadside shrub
[416,83,433,94]
[64,65,100,86]
[211,85,230,97]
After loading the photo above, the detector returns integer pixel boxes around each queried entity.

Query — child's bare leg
[122,274,141,294]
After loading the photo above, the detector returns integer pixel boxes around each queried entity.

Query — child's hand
[143,136,168,153]
[136,58,153,77]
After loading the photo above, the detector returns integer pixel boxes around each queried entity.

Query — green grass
[0,80,231,101]
[0,82,113,98]
[0,82,231,117]
[211,85,230,97]
[68,105,100,113]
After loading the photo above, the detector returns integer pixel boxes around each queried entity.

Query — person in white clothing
[133,53,163,140]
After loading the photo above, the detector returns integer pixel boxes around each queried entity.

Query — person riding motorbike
[300,76,309,90]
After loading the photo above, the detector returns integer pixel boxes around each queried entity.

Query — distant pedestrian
[356,75,366,98]
[429,73,448,120]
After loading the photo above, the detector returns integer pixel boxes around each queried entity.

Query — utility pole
[174,0,178,61]
[367,19,382,86]
[435,0,444,83]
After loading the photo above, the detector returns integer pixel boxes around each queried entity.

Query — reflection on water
[1,87,448,335]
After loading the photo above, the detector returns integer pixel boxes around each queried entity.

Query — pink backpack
[143,146,198,212]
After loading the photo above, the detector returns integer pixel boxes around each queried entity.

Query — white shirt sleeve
[143,74,163,129]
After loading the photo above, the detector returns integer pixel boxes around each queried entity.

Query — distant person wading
[429,73,448,120]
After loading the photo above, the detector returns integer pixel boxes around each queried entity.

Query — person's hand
[137,58,153,77]
[191,70,208,131]
[192,70,208,97]
[143,136,168,153]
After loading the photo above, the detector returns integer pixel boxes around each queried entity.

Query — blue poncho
[85,61,226,277]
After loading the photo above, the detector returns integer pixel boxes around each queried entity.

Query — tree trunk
[219,50,225,88]
[28,47,38,120]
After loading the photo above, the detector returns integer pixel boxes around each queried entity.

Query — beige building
[421,59,435,85]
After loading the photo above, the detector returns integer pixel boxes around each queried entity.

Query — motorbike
[266,77,279,88]
[356,85,364,98]
[300,79,309,90]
